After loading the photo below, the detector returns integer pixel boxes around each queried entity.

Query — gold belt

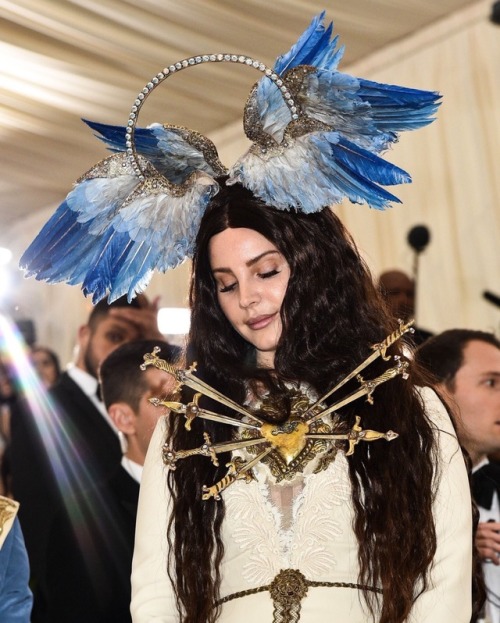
[217,568,382,623]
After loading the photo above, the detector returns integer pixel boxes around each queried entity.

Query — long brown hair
[167,182,439,623]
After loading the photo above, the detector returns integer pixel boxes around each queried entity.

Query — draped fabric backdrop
[5,0,500,365]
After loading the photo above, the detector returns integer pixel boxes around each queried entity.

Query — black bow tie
[472,463,500,510]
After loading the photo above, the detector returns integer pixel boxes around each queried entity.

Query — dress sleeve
[131,416,177,622]
[0,513,33,623]
[409,386,472,622]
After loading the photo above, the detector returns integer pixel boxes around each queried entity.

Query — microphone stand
[407,225,430,325]
[412,250,422,323]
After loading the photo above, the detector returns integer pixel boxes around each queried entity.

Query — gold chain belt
[216,568,382,623]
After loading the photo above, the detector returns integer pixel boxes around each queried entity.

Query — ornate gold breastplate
[142,320,412,500]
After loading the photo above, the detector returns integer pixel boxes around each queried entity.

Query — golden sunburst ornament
[141,320,413,500]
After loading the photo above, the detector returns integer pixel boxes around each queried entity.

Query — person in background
[0,496,33,622]
[30,346,61,390]
[0,359,16,497]
[41,339,179,623]
[1,347,60,499]
[415,329,500,623]
[378,269,433,346]
[9,293,165,621]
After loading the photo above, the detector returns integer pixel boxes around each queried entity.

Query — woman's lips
[246,313,275,330]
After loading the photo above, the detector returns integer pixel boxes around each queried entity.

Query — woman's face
[208,227,290,368]
[31,350,58,389]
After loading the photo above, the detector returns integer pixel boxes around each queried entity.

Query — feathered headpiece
[21,12,441,303]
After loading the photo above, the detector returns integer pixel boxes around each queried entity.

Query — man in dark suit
[9,294,164,620]
[415,329,500,623]
[40,340,179,622]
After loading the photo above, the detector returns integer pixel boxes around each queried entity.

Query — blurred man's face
[80,316,141,378]
[451,340,500,463]
[379,271,415,321]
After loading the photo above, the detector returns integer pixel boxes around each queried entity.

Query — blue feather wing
[241,13,441,207]
[254,12,344,142]
[228,131,409,212]
[21,152,220,302]
[300,69,441,151]
[83,119,227,184]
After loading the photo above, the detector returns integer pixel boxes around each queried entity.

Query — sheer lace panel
[267,480,304,532]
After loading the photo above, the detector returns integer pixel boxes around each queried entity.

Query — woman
[131,182,473,623]
[30,346,61,389]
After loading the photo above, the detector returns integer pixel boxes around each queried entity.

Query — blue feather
[256,12,345,141]
[81,236,158,303]
[82,119,226,184]
[273,12,344,74]
[326,136,411,186]
[250,11,441,168]
[20,156,218,302]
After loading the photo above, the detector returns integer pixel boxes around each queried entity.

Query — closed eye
[217,268,281,293]
[259,269,280,279]
[219,282,237,293]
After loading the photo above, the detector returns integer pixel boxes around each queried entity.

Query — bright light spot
[0,247,12,266]
[157,307,191,335]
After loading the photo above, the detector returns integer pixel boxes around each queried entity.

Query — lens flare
[0,314,126,584]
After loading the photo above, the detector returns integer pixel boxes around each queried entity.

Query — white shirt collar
[121,456,143,483]
[472,456,489,474]
[66,364,99,398]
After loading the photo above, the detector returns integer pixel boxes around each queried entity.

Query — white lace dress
[131,386,472,622]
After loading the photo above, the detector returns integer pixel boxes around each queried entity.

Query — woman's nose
[238,281,260,308]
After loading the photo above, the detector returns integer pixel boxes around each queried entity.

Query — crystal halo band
[125,55,300,181]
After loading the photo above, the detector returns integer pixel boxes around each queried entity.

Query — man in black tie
[415,329,500,623]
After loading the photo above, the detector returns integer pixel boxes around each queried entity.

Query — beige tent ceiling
[0,0,486,233]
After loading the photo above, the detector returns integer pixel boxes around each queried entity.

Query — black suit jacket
[10,371,122,596]
[42,466,139,623]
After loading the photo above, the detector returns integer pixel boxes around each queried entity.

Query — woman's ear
[108,402,137,435]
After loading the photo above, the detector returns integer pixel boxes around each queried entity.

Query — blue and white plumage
[21,12,441,302]
[83,120,227,184]
[228,12,440,211]
[21,152,220,302]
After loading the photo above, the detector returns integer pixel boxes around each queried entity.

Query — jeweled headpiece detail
[20,12,441,303]
[142,320,413,500]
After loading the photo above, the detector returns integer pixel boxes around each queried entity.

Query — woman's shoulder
[414,385,463,460]
[414,385,451,425]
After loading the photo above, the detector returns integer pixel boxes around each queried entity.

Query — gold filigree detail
[0,497,17,536]
[240,389,339,482]
[216,567,383,622]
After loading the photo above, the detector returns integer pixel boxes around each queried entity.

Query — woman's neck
[256,350,275,369]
